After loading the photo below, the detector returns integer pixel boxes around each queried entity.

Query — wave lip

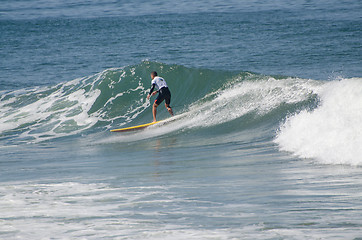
[182,76,319,129]
[275,78,362,166]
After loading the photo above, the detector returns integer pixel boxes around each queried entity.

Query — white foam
[0,83,101,142]
[1,181,360,239]
[275,78,362,166]
[0,72,115,142]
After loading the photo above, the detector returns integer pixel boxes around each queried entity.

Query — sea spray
[185,76,320,128]
[275,78,362,166]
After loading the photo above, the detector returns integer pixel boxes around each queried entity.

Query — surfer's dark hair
[151,71,158,77]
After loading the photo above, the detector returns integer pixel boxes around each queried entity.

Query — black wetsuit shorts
[155,87,171,106]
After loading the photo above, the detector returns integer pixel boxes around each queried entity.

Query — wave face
[0,61,232,143]
[1,61,361,166]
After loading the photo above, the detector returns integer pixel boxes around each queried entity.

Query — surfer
[147,71,174,122]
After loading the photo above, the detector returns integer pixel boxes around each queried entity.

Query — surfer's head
[151,71,158,79]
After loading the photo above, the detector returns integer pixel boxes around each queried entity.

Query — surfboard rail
[110,121,162,132]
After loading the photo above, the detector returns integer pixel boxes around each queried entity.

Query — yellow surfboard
[110,121,162,132]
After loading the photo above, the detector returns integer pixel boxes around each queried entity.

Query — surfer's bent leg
[164,88,173,116]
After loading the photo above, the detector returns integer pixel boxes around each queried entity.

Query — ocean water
[1,0,362,239]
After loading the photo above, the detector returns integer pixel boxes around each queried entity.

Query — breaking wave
[1,61,361,165]
[275,78,362,166]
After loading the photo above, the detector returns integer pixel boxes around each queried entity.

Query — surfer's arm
[147,84,157,100]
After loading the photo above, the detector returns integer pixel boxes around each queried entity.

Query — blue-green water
[1,1,362,239]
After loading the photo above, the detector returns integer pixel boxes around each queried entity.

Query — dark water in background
[1,0,361,89]
[0,1,362,239]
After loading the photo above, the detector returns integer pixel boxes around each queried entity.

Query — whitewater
[276,78,362,166]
